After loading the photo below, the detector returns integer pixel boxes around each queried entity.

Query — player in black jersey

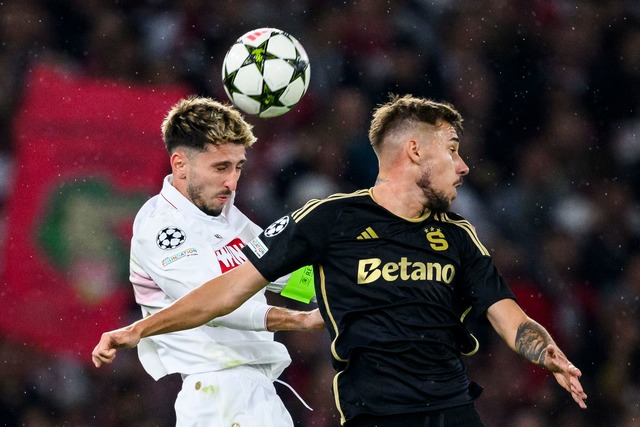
[93,94,587,426]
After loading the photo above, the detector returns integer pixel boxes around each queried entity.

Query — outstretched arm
[265,307,324,331]
[92,261,323,367]
[486,298,588,409]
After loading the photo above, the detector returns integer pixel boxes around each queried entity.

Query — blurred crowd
[1,0,639,426]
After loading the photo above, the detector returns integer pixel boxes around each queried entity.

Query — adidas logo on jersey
[357,226,379,240]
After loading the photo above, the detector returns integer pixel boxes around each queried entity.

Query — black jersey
[242,189,515,423]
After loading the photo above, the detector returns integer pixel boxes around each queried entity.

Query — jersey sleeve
[242,200,335,282]
[205,305,270,331]
[131,211,271,331]
[451,214,516,321]
[242,212,316,302]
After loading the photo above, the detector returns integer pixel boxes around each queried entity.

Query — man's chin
[198,204,224,217]
[427,197,451,214]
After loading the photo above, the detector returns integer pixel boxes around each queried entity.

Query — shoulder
[432,210,475,228]
[291,189,372,223]
[433,211,490,256]
[133,194,186,237]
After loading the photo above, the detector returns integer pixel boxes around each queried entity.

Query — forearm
[487,299,587,408]
[132,287,230,338]
[488,299,563,365]
[514,318,559,365]
[133,262,269,339]
[266,307,324,331]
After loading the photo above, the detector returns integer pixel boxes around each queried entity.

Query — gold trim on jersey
[460,306,480,356]
[435,213,490,256]
[333,371,347,425]
[291,189,371,223]
[460,305,472,322]
[370,188,431,222]
[319,265,348,363]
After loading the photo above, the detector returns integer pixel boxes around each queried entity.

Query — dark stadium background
[0,1,638,426]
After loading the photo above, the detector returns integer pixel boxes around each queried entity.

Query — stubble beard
[417,171,451,213]
[187,182,227,217]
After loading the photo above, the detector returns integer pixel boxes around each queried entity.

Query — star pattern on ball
[287,55,310,84]
[255,84,287,110]
[242,40,279,74]
[221,28,310,118]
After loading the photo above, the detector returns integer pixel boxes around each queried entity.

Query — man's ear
[170,151,188,179]
[405,139,421,164]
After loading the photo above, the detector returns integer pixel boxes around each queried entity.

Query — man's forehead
[443,123,460,141]
[201,142,247,160]
[433,121,460,141]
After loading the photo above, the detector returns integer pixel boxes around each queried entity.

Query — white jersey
[130,175,291,381]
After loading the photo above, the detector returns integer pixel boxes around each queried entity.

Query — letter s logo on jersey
[425,227,449,251]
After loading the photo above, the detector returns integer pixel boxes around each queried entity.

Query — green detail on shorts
[199,385,218,395]
[224,360,244,369]
[281,265,315,303]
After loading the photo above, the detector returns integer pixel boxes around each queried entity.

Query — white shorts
[174,366,294,427]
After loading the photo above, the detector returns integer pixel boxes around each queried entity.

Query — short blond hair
[369,94,463,153]
[161,96,256,153]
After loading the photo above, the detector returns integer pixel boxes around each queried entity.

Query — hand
[91,325,141,367]
[543,344,588,409]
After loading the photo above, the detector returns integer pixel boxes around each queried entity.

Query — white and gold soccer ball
[222,28,311,118]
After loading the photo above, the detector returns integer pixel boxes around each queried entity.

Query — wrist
[266,307,307,332]
[129,320,146,340]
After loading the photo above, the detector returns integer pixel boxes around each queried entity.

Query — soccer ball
[222,28,311,118]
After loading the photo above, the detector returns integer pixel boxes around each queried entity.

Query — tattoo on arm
[515,320,554,366]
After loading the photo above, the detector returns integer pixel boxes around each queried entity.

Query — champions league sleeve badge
[264,215,289,237]
[156,227,187,250]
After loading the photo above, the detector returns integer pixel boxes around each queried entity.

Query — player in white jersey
[95,96,323,427]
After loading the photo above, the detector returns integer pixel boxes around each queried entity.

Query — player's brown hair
[368,94,464,154]
[161,96,257,153]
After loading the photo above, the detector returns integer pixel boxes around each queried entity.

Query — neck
[371,177,428,219]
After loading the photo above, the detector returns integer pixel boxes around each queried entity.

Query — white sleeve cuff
[205,298,270,331]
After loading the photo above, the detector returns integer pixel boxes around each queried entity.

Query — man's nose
[224,170,241,191]
[458,158,470,176]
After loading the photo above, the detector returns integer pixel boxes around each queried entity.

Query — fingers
[91,333,118,368]
[566,360,581,376]
[571,384,588,409]
[550,350,588,409]
[92,347,116,367]
[565,364,588,409]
